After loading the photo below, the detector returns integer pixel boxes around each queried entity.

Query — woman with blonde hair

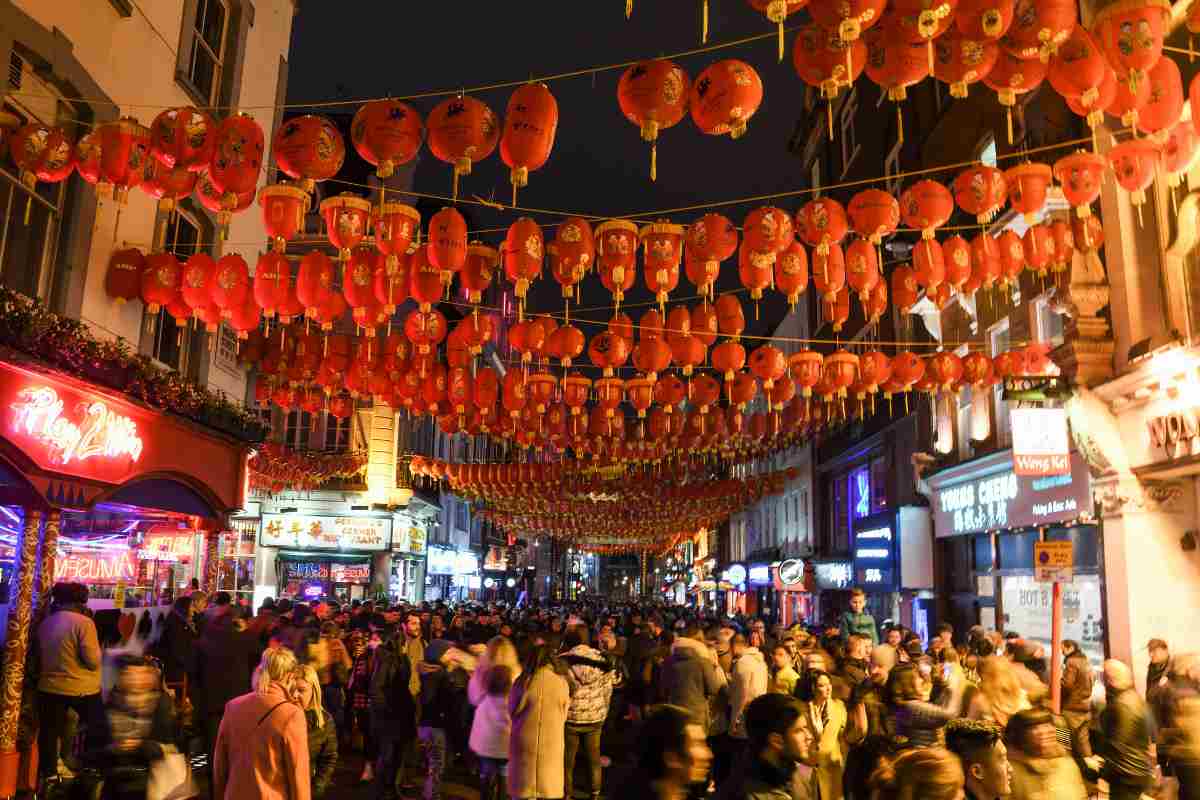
[869,747,965,800]
[293,663,338,799]
[967,656,1031,727]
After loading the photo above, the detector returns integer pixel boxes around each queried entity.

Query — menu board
[261,514,391,551]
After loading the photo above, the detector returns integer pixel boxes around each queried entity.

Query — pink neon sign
[10,386,144,465]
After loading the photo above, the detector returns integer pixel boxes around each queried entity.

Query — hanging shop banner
[1001,574,1105,671]
[776,559,806,588]
[0,361,244,511]
[55,551,137,583]
[1011,408,1072,477]
[852,511,899,590]
[260,513,391,551]
[931,451,1091,537]
[391,525,428,556]
[331,563,371,584]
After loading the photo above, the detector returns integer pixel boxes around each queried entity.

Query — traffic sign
[1034,540,1073,583]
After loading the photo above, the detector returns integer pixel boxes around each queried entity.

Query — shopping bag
[146,748,198,800]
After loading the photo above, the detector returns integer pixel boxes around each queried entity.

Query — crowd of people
[25,581,1200,800]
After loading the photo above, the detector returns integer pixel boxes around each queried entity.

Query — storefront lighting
[11,385,143,464]
[505,577,516,588]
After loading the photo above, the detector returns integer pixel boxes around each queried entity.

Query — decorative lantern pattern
[501,82,559,201]
[617,60,691,181]
[351,99,423,178]
[690,59,764,138]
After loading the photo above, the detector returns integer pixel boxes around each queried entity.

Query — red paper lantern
[428,206,468,280]
[822,287,852,332]
[859,351,893,394]
[1073,215,1104,252]
[686,213,738,297]
[552,217,595,299]
[998,229,1025,285]
[194,173,252,232]
[459,243,497,306]
[504,216,545,301]
[688,374,722,411]
[1004,162,1053,223]
[942,235,973,290]
[641,221,684,305]
[962,351,995,386]
[824,349,860,397]
[1001,0,1075,61]
[427,95,500,195]
[150,107,214,172]
[848,188,901,243]
[208,114,264,203]
[1048,26,1107,108]
[617,60,691,180]
[1136,55,1184,135]
[670,334,707,376]
[1106,67,1151,128]
[405,309,448,356]
[844,238,879,303]
[749,344,787,390]
[775,240,811,308]
[984,51,1047,141]
[501,82,558,198]
[374,203,420,270]
[273,115,345,194]
[715,293,747,338]
[866,280,889,321]
[1067,66,1117,133]
[257,183,309,252]
[297,250,336,316]
[342,249,377,315]
[900,179,954,239]
[140,253,181,314]
[634,336,672,379]
[588,331,631,377]
[712,340,748,382]
[972,232,1003,288]
[928,351,965,390]
[796,197,850,256]
[74,131,104,190]
[1163,122,1200,188]
[561,374,592,415]
[954,0,1015,39]
[743,206,795,264]
[1053,150,1107,217]
[1091,0,1169,95]
[1049,218,1074,273]
[351,99,423,178]
[320,194,372,262]
[952,165,1007,223]
[864,20,929,107]
[891,351,926,389]
[690,59,764,138]
[211,253,250,317]
[230,299,263,341]
[106,248,145,305]
[891,264,920,311]
[739,241,774,300]
[1022,224,1055,276]
[140,160,196,214]
[1108,138,1159,206]
[933,32,999,98]
[98,119,150,204]
[692,304,719,346]
[595,219,640,304]
[253,252,290,318]
[912,239,946,289]
[609,312,635,344]
[181,253,216,313]
[793,23,869,101]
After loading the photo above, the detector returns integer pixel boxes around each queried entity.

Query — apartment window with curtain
[324,414,350,452]
[284,410,311,450]
[181,0,230,105]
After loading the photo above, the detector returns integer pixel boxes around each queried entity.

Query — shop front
[719,563,748,616]
[260,511,392,602]
[425,545,479,602]
[810,559,854,630]
[773,558,814,628]
[747,562,776,622]
[389,522,428,603]
[928,449,1101,665]
[852,505,934,638]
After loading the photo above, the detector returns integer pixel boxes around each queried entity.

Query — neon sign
[55,551,136,583]
[11,386,143,465]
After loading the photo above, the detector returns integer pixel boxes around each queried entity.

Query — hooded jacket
[562,644,615,726]
[729,647,769,739]
[661,636,727,734]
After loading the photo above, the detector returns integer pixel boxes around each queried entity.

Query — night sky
[284,1,809,337]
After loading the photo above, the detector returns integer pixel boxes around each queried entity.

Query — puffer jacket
[562,645,615,726]
[729,647,768,739]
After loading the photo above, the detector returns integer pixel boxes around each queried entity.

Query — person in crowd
[293,663,338,800]
[839,592,877,647]
[966,655,1032,726]
[770,642,801,697]
[92,655,175,800]
[1159,658,1200,800]
[560,626,617,800]
[839,634,870,696]
[715,691,815,800]
[624,704,713,800]
[1148,638,1173,694]
[346,628,377,782]
[315,620,352,728]
[727,631,768,778]
[1059,640,1093,759]
[213,647,310,800]
[945,718,1012,800]
[415,639,463,800]
[508,643,570,800]
[889,661,961,749]
[154,594,196,699]
[625,615,662,718]
[36,582,105,786]
[1100,659,1155,800]
[662,622,727,736]
[798,669,857,800]
[470,663,514,800]
[868,747,965,800]
[369,622,419,800]
[1004,707,1086,800]
[748,619,771,653]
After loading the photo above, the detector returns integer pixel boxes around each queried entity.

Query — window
[148,211,202,370]
[1034,294,1065,348]
[215,323,238,368]
[325,414,350,452]
[183,0,229,105]
[989,320,1012,447]
[839,88,860,179]
[869,455,888,514]
[829,474,851,553]
[284,410,311,450]
[979,136,998,167]
[455,500,469,532]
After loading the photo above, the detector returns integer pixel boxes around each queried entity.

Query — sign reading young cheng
[1011,408,1071,477]
[932,451,1091,537]
[260,514,391,551]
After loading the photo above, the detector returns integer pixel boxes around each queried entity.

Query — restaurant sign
[261,513,391,551]
[932,450,1091,537]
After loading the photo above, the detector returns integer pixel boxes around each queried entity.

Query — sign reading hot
[11,386,143,465]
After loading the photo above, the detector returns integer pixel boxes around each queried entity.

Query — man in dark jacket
[715,692,814,800]
[1101,659,1154,800]
[189,609,264,777]
[1060,640,1094,757]
[661,623,727,736]
[369,628,419,800]
[625,616,663,717]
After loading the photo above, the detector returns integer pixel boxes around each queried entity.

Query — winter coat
[1101,687,1154,784]
[1061,651,1093,714]
[190,615,263,718]
[508,665,571,800]
[799,698,851,800]
[305,709,338,799]
[714,750,815,800]
[562,645,615,726]
[728,647,769,739]
[155,609,196,684]
[469,685,512,760]
[212,683,310,800]
[1009,750,1088,800]
[838,611,878,646]
[37,607,101,696]
[368,639,417,740]
[417,662,457,729]
[661,636,727,735]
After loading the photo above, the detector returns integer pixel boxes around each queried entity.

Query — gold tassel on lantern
[626,0,632,18]
[703,0,709,42]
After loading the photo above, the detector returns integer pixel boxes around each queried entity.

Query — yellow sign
[113,581,127,609]
[1034,540,1073,583]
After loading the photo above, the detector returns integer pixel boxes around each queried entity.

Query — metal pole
[1050,580,1064,713]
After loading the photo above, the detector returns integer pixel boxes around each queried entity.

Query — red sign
[331,563,370,584]
[1011,408,1072,477]
[141,532,194,559]
[10,385,143,467]
[55,551,136,583]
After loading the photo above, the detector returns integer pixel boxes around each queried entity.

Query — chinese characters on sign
[11,386,143,465]
[1011,408,1071,476]
[260,513,391,551]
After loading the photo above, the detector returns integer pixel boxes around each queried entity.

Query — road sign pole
[1049,579,1063,713]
